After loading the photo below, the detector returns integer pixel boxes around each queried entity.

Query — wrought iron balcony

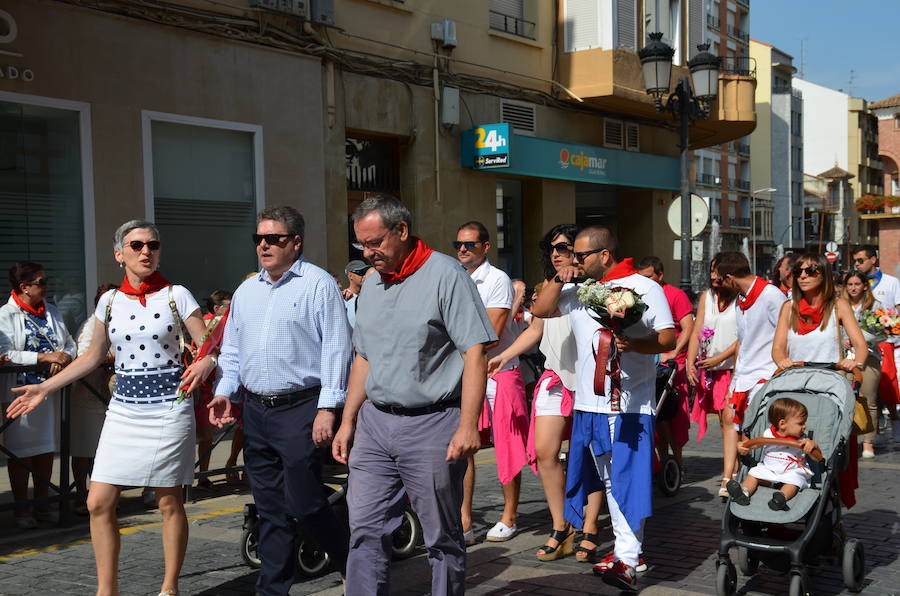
[489,10,536,40]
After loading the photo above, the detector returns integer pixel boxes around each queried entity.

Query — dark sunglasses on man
[854,257,868,264]
[252,233,292,246]
[453,240,483,251]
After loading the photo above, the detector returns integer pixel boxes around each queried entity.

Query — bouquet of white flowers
[576,280,648,411]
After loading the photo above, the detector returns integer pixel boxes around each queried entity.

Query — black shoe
[768,491,790,511]
[726,480,750,506]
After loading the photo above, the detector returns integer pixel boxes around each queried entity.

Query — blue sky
[750,0,899,102]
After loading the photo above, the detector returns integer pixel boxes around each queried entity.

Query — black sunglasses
[128,240,161,252]
[26,278,49,287]
[550,242,573,254]
[453,240,483,251]
[792,265,821,278]
[252,233,292,246]
[573,247,606,261]
[854,258,868,264]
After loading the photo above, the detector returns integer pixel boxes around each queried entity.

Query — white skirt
[91,403,196,487]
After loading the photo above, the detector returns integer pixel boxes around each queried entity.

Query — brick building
[867,93,900,277]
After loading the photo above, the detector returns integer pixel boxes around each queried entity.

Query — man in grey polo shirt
[333,195,496,596]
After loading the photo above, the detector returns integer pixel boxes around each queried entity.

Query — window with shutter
[603,118,624,149]
[564,0,601,52]
[145,114,262,305]
[0,99,89,334]
[615,0,637,51]
[625,122,640,151]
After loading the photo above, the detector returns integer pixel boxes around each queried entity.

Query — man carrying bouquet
[531,226,675,591]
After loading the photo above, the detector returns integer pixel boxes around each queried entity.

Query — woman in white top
[0,261,77,529]
[842,271,887,457]
[487,224,586,562]
[6,220,218,596]
[772,254,867,509]
[685,255,739,498]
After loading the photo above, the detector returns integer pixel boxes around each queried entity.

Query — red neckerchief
[778,282,791,296]
[380,237,433,284]
[738,276,768,312]
[10,290,46,318]
[600,257,637,282]
[796,297,824,335]
[119,271,170,307]
[770,425,801,441]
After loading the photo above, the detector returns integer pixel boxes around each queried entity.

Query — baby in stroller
[727,397,820,511]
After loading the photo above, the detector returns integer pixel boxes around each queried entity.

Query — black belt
[246,386,320,408]
[371,398,460,417]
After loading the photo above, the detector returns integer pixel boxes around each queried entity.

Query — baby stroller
[240,461,422,577]
[654,360,682,496]
[716,364,865,596]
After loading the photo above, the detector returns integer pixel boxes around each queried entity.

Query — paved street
[1,418,899,596]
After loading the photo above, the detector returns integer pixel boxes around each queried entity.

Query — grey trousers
[346,401,467,596]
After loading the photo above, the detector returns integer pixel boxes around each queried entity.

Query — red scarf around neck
[779,282,791,296]
[738,276,768,312]
[796,297,825,335]
[770,425,800,440]
[380,237,433,284]
[10,290,45,318]
[600,257,637,282]
[120,271,170,306]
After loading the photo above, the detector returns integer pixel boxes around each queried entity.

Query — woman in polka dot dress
[6,220,218,596]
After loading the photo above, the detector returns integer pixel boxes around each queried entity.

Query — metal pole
[679,77,692,292]
[59,384,72,527]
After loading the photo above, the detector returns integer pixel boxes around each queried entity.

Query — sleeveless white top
[703,289,738,370]
[539,314,577,391]
[788,310,841,363]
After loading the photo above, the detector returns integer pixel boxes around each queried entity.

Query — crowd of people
[1,195,898,596]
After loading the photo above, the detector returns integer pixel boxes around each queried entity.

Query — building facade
[0,0,755,331]
[748,39,804,273]
[864,93,900,277]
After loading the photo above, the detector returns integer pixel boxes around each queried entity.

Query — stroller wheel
[240,525,261,569]
[788,571,809,596]
[736,547,758,576]
[391,507,422,560]
[715,560,737,596]
[297,540,332,577]
[842,538,865,592]
[656,456,682,496]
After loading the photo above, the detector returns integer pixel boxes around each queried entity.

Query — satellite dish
[667,193,709,238]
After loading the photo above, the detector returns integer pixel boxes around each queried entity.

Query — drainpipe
[433,53,441,205]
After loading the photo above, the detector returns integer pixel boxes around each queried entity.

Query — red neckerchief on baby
[796,297,824,335]
[119,271,170,307]
[738,276,768,312]
[769,425,801,440]
[379,237,433,284]
[600,257,637,282]
[10,290,45,318]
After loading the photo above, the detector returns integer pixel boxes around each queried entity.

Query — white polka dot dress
[90,286,201,487]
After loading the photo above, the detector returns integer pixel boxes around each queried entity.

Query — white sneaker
[862,447,875,459]
[485,521,518,542]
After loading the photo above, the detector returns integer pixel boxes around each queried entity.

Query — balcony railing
[696,173,718,186]
[736,0,749,7]
[729,217,751,228]
[737,143,751,156]
[721,56,756,77]
[772,84,793,94]
[707,14,720,30]
[733,179,751,191]
[727,26,749,43]
[489,10,536,40]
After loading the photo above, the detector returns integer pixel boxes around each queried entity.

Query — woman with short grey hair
[7,220,218,596]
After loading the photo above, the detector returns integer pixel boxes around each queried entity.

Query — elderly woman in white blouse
[6,221,217,596]
[1,261,77,529]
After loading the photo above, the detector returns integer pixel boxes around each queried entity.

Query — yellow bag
[852,394,874,435]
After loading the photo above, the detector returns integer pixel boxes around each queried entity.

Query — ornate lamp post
[639,34,721,292]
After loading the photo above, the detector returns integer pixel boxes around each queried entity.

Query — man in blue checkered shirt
[209,205,353,596]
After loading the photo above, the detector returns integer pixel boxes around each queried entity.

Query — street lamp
[639,35,721,292]
[750,187,776,274]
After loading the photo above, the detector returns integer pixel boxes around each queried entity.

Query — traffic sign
[826,241,838,253]
[825,251,838,263]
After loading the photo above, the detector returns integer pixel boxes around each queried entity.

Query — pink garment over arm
[477,368,532,484]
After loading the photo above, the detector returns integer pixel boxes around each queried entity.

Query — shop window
[346,136,401,259]
[495,179,523,280]
[144,112,262,304]
[0,99,89,334]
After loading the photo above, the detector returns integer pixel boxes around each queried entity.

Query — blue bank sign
[461,125,679,190]
[472,123,510,169]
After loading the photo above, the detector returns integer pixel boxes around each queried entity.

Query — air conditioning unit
[250,0,311,19]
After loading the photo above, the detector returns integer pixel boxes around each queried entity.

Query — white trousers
[595,415,644,567]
